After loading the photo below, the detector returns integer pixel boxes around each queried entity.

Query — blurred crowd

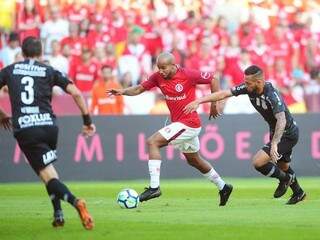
[0,0,320,115]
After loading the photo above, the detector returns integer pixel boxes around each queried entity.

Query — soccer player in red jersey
[107,52,233,206]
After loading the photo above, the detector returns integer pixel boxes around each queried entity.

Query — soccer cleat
[286,190,306,205]
[273,173,295,198]
[52,211,65,228]
[75,199,94,230]
[139,187,161,202]
[219,184,233,206]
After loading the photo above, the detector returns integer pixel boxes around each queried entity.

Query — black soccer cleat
[219,184,233,206]
[52,210,65,228]
[139,187,161,202]
[273,173,295,198]
[286,190,306,205]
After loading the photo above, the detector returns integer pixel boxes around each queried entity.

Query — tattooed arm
[270,112,286,162]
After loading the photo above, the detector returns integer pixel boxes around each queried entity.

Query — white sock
[148,160,162,188]
[203,168,226,190]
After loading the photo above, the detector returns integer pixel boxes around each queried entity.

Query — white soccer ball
[117,189,140,209]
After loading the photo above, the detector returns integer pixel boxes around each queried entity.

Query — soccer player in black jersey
[0,37,96,229]
[184,65,306,204]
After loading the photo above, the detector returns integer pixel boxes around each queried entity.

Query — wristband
[82,114,92,126]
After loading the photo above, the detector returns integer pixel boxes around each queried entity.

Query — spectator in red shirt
[63,0,89,24]
[69,46,97,94]
[16,0,41,41]
[60,23,86,57]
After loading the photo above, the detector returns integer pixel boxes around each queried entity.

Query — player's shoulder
[179,66,195,75]
[264,82,279,96]
[147,71,161,81]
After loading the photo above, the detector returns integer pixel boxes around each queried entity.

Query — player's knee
[186,156,199,167]
[252,157,264,169]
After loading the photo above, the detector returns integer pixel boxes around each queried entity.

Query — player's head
[22,36,42,58]
[156,52,177,79]
[244,65,265,94]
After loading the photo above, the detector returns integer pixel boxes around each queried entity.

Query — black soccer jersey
[0,59,72,132]
[231,82,297,137]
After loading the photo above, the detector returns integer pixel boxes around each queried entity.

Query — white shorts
[158,122,201,153]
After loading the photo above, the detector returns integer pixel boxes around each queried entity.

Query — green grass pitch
[0,178,319,240]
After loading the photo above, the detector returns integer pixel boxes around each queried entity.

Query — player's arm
[0,108,11,130]
[184,90,233,114]
[66,84,96,137]
[270,112,286,163]
[106,85,145,96]
[269,89,287,163]
[208,74,221,119]
[0,69,11,130]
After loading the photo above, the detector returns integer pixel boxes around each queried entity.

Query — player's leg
[252,149,294,197]
[14,128,66,228]
[39,165,94,230]
[277,161,306,204]
[183,151,233,206]
[139,131,169,202]
[273,132,306,203]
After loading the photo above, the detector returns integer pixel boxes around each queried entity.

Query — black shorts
[14,126,58,174]
[262,128,299,163]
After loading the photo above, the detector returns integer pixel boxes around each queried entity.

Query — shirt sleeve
[267,89,286,115]
[53,69,73,91]
[141,73,158,90]
[184,68,213,85]
[230,83,248,96]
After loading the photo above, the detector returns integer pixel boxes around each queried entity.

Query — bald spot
[156,52,175,66]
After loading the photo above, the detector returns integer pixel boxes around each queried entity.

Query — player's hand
[209,102,221,120]
[270,143,280,163]
[184,100,200,114]
[106,89,124,96]
[0,113,12,131]
[82,124,96,138]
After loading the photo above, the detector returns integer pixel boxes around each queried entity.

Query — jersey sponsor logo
[164,94,186,101]
[18,113,53,128]
[200,72,211,79]
[175,84,183,92]
[42,150,57,165]
[21,106,40,114]
[13,64,46,77]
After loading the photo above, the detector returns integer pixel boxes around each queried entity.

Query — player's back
[0,59,60,133]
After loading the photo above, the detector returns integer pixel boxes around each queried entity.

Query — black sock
[285,167,302,194]
[46,185,62,213]
[255,162,288,181]
[47,178,77,206]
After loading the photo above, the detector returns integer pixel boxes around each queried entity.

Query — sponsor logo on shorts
[164,127,171,133]
[42,150,57,165]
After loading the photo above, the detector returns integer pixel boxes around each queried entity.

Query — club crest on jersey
[175,84,183,92]
[200,72,211,79]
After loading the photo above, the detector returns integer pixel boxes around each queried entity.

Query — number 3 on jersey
[21,76,34,104]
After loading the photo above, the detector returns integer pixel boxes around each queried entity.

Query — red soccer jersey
[141,67,213,128]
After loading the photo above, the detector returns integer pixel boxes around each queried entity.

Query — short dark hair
[9,32,19,42]
[22,36,42,58]
[244,65,263,76]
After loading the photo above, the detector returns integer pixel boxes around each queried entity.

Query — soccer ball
[117,189,139,209]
